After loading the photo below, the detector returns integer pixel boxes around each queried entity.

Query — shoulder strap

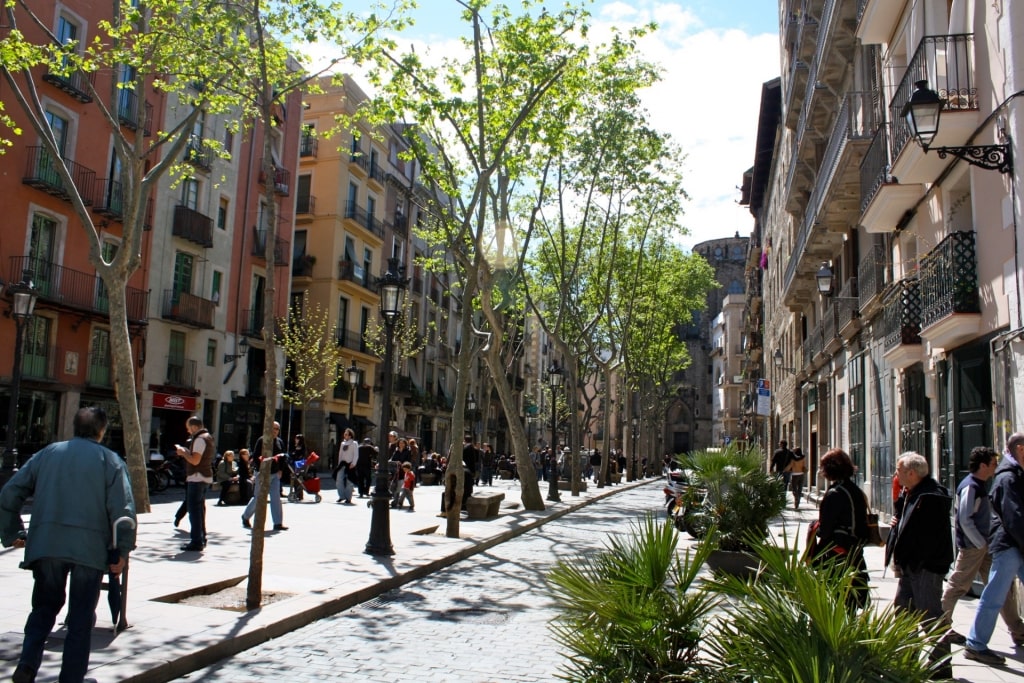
[836,483,857,536]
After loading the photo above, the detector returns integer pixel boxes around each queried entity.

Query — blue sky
[341,0,781,249]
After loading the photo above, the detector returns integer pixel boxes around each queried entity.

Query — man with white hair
[885,451,953,676]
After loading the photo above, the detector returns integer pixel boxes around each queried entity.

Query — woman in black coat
[814,447,871,609]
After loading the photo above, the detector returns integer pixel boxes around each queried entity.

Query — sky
[339,0,781,252]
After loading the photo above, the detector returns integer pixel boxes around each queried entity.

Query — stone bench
[498,469,514,479]
[420,472,438,486]
[466,491,505,519]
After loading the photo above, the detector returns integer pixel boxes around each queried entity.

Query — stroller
[287,452,322,503]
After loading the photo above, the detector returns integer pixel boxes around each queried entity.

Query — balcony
[349,149,369,177]
[117,89,152,135]
[857,242,888,316]
[918,230,980,349]
[389,212,409,237]
[9,255,149,323]
[258,159,291,196]
[165,356,198,390]
[335,326,370,354]
[42,67,94,103]
[162,289,215,329]
[251,227,289,265]
[299,133,318,157]
[93,181,155,230]
[881,278,923,369]
[859,123,922,231]
[22,147,96,205]
[184,137,213,171]
[172,205,214,248]
[296,194,316,217]
[242,308,264,339]
[343,200,384,239]
[783,91,878,309]
[836,277,862,338]
[888,34,979,184]
[802,318,825,369]
[292,254,315,278]
[22,343,59,381]
[367,161,386,190]
[338,259,376,291]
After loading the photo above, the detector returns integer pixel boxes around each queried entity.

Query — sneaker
[964,647,1005,665]
[180,543,204,552]
[241,517,251,529]
[941,630,966,645]
[273,524,289,531]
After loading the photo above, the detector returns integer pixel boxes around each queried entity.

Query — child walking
[393,462,416,511]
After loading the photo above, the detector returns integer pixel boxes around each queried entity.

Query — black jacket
[988,454,1024,554]
[818,478,870,555]
[886,476,953,575]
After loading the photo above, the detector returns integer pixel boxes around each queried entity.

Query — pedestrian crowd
[790,432,1024,679]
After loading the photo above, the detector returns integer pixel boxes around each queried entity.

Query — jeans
[969,546,1024,650]
[242,473,282,526]
[336,468,354,503]
[185,481,209,547]
[942,545,1024,638]
[20,558,103,683]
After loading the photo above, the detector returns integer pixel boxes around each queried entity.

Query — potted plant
[679,444,787,577]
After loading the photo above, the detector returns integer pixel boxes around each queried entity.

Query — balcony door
[937,343,991,491]
[23,316,52,379]
[899,364,931,461]
[28,213,57,297]
[167,330,186,385]
[172,251,194,305]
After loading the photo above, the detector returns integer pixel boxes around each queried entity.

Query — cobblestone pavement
[173,483,658,683]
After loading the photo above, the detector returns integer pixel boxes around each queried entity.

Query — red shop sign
[153,392,197,412]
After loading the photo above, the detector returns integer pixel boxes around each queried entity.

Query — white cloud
[593,3,779,250]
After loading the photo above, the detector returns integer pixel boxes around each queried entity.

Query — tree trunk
[246,459,272,610]
[444,309,473,538]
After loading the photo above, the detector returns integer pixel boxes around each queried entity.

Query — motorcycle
[663,469,710,539]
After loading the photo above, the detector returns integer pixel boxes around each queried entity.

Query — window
[87,327,111,386]
[206,339,217,366]
[347,182,358,211]
[350,134,360,155]
[211,270,222,305]
[172,251,194,301]
[217,197,229,230]
[369,148,379,174]
[293,230,307,258]
[55,15,80,70]
[297,175,312,213]
[182,178,199,210]
[344,236,356,264]
[223,128,234,156]
[29,213,58,297]
[363,247,373,283]
[338,296,349,341]
[366,195,376,223]
[24,316,53,379]
[44,110,69,156]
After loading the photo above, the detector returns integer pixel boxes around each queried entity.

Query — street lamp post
[346,360,359,434]
[467,393,477,446]
[366,257,407,556]
[547,361,562,502]
[2,271,37,478]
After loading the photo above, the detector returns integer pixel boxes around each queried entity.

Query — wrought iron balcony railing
[42,67,94,103]
[888,34,977,163]
[335,326,369,353]
[117,89,152,135]
[242,308,264,338]
[343,200,383,238]
[338,259,377,291]
[92,181,154,231]
[22,146,96,205]
[919,230,979,329]
[172,204,214,247]
[165,356,198,389]
[8,255,148,323]
[259,159,291,196]
[162,289,215,329]
[251,227,289,264]
[300,133,318,157]
[292,254,315,278]
[857,243,887,305]
[184,136,213,170]
[296,194,316,215]
[882,278,922,350]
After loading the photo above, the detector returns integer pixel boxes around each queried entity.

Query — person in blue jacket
[0,406,136,683]
[966,432,1024,666]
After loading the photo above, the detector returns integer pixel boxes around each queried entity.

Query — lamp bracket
[931,143,1012,174]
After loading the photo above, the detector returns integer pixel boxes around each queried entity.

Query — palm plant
[704,532,946,682]
[546,514,729,683]
[680,445,787,552]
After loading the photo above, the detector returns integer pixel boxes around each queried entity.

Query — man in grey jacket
[0,406,136,683]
